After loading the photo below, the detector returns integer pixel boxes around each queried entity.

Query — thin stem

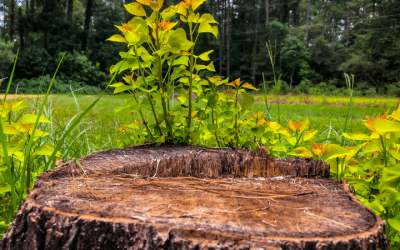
[187,20,195,144]
[212,109,221,147]
[380,135,388,168]
[132,93,153,138]
[133,45,162,136]
[235,88,239,148]
[155,16,172,140]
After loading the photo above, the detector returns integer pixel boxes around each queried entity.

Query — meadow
[27,93,395,163]
[1,92,400,245]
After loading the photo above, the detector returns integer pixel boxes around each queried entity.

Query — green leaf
[176,87,188,104]
[388,215,400,232]
[124,2,146,16]
[20,114,52,124]
[197,50,214,61]
[379,164,400,192]
[168,28,187,45]
[109,82,125,88]
[114,85,133,94]
[106,34,127,43]
[180,40,195,51]
[323,144,350,161]
[110,61,130,74]
[198,22,218,38]
[35,143,61,157]
[240,93,254,112]
[0,183,11,195]
[0,220,10,229]
[288,147,313,157]
[207,124,218,133]
[172,56,189,66]
[389,150,400,160]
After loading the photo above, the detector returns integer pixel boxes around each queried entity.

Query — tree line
[0,0,399,95]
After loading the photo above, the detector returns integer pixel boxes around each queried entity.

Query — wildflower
[311,141,326,156]
[157,20,177,31]
[115,23,136,34]
[363,111,388,131]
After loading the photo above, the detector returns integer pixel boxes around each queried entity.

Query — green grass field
[22,93,394,162]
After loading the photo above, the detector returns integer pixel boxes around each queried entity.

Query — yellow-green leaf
[187,12,200,23]
[303,129,317,141]
[192,0,206,10]
[124,2,146,16]
[198,13,218,23]
[128,17,149,36]
[379,164,400,192]
[0,184,11,195]
[106,34,127,43]
[343,132,371,141]
[373,118,400,134]
[172,56,189,66]
[114,85,133,94]
[161,5,178,21]
[35,143,61,157]
[241,82,259,91]
[109,82,125,88]
[389,150,400,160]
[323,144,350,161]
[388,215,400,232]
[197,50,214,61]
[198,22,218,38]
[125,31,141,45]
[3,125,20,135]
[20,114,52,124]
[11,99,28,112]
[288,147,313,158]
[110,61,130,74]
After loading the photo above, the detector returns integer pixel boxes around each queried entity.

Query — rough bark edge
[77,144,330,179]
[0,184,389,250]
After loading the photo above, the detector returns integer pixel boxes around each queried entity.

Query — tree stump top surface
[1,144,388,249]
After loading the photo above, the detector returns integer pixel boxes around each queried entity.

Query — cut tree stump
[0,143,389,250]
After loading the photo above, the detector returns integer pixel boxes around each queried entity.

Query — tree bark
[322,9,325,37]
[18,7,23,50]
[265,0,269,27]
[305,0,311,44]
[346,0,350,47]
[226,0,231,80]
[67,0,73,22]
[218,0,223,76]
[9,0,15,41]
[290,71,293,89]
[30,0,34,14]
[0,144,389,250]
[252,3,260,86]
[81,0,94,51]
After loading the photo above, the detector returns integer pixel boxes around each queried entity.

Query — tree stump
[0,143,389,249]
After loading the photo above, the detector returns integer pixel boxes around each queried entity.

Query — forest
[0,0,399,96]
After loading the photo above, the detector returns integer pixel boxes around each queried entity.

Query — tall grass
[0,53,123,240]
